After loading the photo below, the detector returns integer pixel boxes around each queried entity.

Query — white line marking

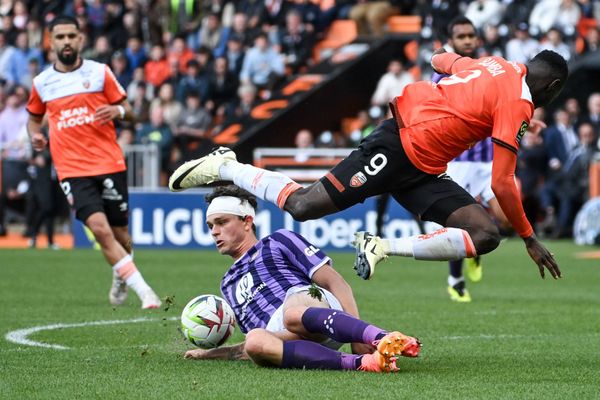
[4,316,178,350]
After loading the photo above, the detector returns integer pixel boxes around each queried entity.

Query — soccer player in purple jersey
[184,185,421,372]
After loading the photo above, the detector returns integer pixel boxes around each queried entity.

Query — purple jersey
[220,229,331,334]
[432,71,494,163]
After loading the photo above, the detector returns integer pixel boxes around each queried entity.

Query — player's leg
[353,177,500,279]
[245,328,406,372]
[281,291,420,358]
[168,119,404,221]
[101,172,161,309]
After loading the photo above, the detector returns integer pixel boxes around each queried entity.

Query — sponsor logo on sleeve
[516,121,529,144]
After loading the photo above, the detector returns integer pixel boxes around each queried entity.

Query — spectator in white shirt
[371,59,414,107]
[539,27,572,61]
[505,22,540,63]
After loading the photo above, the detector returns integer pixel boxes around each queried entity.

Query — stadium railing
[253,147,353,184]
[122,143,160,189]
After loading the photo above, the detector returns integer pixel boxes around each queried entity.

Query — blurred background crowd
[1,0,599,244]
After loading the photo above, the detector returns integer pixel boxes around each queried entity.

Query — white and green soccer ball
[181,294,236,349]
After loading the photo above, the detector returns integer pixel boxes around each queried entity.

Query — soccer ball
[181,294,236,349]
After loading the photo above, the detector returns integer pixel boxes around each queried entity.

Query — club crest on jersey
[82,80,90,89]
[350,171,367,187]
[516,121,528,144]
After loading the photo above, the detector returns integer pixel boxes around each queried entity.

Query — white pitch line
[4,316,178,350]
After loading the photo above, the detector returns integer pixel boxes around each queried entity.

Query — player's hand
[30,132,48,151]
[351,342,376,355]
[183,348,211,359]
[528,119,547,135]
[523,235,561,279]
[94,105,120,125]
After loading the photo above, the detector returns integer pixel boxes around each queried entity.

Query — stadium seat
[386,15,422,34]
[312,20,358,62]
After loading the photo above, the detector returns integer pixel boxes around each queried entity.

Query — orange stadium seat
[386,15,422,34]
[312,20,358,62]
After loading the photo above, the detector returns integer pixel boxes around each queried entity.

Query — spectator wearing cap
[505,22,540,64]
[539,27,572,61]
[176,59,210,104]
[110,51,132,91]
[5,31,43,87]
[198,13,225,56]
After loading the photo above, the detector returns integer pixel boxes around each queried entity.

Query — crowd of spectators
[0,0,599,240]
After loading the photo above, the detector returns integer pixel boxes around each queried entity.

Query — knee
[244,329,269,359]
[283,306,305,333]
[470,225,501,255]
[87,223,114,245]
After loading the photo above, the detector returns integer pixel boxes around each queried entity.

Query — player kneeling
[183,185,420,372]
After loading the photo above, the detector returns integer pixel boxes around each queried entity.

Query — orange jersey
[392,53,533,175]
[27,59,127,180]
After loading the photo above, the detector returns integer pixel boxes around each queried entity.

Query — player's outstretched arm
[27,113,47,151]
[184,342,248,360]
[491,144,561,279]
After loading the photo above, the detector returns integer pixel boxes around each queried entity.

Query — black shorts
[60,171,129,226]
[320,118,476,225]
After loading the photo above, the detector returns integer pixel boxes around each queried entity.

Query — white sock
[448,275,464,287]
[381,228,477,261]
[220,161,298,206]
[112,255,152,296]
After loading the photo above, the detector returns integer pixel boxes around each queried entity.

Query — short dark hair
[48,15,79,32]
[447,16,475,38]
[530,50,568,82]
[205,185,258,233]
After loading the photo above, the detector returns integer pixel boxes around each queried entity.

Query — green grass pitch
[1,239,599,399]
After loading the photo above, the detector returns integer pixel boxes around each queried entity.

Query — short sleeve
[270,230,331,278]
[103,65,127,104]
[26,83,46,116]
[491,100,534,153]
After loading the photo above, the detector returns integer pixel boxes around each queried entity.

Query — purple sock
[281,340,361,370]
[301,307,386,344]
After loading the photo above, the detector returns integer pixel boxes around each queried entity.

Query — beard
[57,47,79,66]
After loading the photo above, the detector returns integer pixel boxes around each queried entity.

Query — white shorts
[446,161,494,206]
[265,285,343,349]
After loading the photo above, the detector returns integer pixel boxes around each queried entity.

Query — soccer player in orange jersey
[169,49,566,283]
[26,16,161,309]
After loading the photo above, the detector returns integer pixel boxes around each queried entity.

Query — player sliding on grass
[170,50,566,282]
[26,16,161,309]
[184,185,420,372]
